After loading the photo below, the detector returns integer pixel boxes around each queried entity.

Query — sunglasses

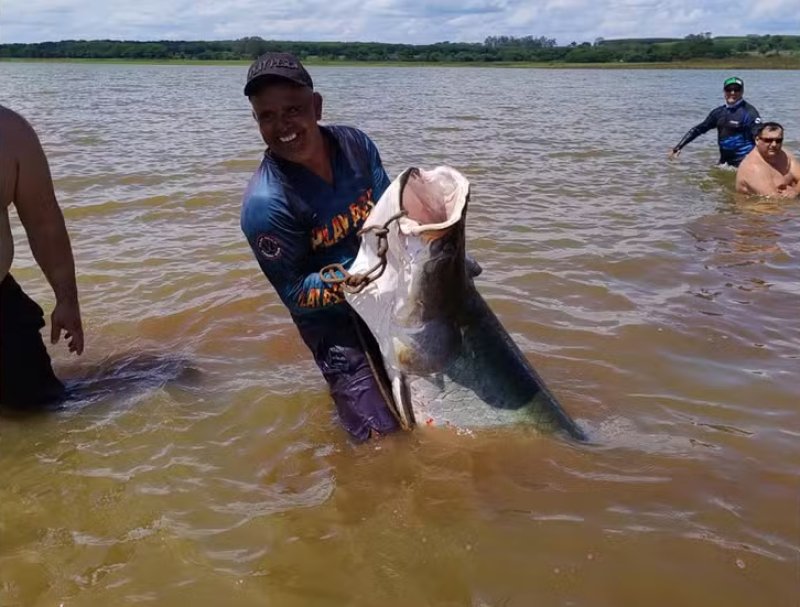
[759,137,783,145]
[724,86,743,93]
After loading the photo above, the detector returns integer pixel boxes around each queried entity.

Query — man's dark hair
[757,121,784,137]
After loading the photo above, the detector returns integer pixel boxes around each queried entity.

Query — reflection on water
[689,191,798,304]
[0,63,798,606]
[0,352,200,419]
[64,351,202,406]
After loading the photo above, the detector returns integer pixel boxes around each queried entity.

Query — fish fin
[465,253,482,278]
[392,375,415,429]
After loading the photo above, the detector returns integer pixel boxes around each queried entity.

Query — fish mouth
[394,167,472,352]
[398,167,470,237]
[397,166,471,294]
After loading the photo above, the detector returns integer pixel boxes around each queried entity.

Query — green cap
[723,76,744,88]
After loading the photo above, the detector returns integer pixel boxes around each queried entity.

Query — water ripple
[0,63,798,606]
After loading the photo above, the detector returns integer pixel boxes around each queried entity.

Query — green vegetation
[2,34,799,67]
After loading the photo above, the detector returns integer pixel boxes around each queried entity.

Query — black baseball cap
[244,52,313,96]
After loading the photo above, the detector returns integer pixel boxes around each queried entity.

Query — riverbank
[2,55,799,69]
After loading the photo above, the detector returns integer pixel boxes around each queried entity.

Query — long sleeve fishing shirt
[241,125,391,333]
[673,100,762,166]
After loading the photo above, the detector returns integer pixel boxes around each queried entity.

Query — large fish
[343,166,585,440]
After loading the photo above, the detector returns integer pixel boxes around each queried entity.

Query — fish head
[346,166,471,375]
[387,167,470,373]
[397,167,471,325]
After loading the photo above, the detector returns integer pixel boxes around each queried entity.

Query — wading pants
[296,311,400,442]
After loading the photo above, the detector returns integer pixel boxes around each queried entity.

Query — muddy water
[1,63,798,606]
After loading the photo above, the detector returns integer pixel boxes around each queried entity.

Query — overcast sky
[3,0,799,45]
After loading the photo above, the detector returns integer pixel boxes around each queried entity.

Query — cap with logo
[244,52,313,96]
[723,76,744,89]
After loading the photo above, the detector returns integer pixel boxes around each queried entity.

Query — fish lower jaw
[393,337,444,374]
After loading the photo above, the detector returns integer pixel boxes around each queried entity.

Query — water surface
[1,63,798,606]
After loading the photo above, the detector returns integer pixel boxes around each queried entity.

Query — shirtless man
[1,105,84,408]
[736,122,800,199]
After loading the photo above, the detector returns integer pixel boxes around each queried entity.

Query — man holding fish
[239,53,584,442]
[240,52,400,442]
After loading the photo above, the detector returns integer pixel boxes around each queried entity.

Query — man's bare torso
[736,148,799,198]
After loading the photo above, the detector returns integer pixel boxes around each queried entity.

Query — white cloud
[1,0,797,44]
[749,0,800,19]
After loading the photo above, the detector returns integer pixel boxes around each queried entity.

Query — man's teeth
[279,133,298,143]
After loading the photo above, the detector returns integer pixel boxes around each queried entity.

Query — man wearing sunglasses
[669,76,761,167]
[736,122,800,198]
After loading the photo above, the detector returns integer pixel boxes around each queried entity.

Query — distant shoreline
[2,57,799,69]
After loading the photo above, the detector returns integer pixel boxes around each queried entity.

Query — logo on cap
[248,56,300,80]
[244,52,313,96]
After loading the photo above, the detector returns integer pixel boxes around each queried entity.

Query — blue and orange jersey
[241,125,390,327]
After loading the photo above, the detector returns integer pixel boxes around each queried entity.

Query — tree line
[2,34,799,64]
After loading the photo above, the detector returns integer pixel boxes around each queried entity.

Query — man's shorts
[0,274,65,408]
[297,311,400,442]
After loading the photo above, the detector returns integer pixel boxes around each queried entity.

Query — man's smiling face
[250,81,324,166]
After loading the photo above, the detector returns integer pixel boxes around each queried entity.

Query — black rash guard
[674,100,761,167]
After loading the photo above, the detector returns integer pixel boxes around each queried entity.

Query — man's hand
[51,299,84,355]
[668,148,681,160]
[777,172,796,189]
[776,173,799,198]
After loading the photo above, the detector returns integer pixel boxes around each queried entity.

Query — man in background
[736,122,800,198]
[669,76,761,167]
[0,105,84,408]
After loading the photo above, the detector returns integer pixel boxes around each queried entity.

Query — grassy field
[2,56,799,69]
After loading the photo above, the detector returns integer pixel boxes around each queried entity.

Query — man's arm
[778,151,800,198]
[669,108,720,158]
[364,134,391,201]
[242,194,347,315]
[735,158,755,194]
[738,170,777,196]
[788,151,800,183]
[12,115,84,354]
